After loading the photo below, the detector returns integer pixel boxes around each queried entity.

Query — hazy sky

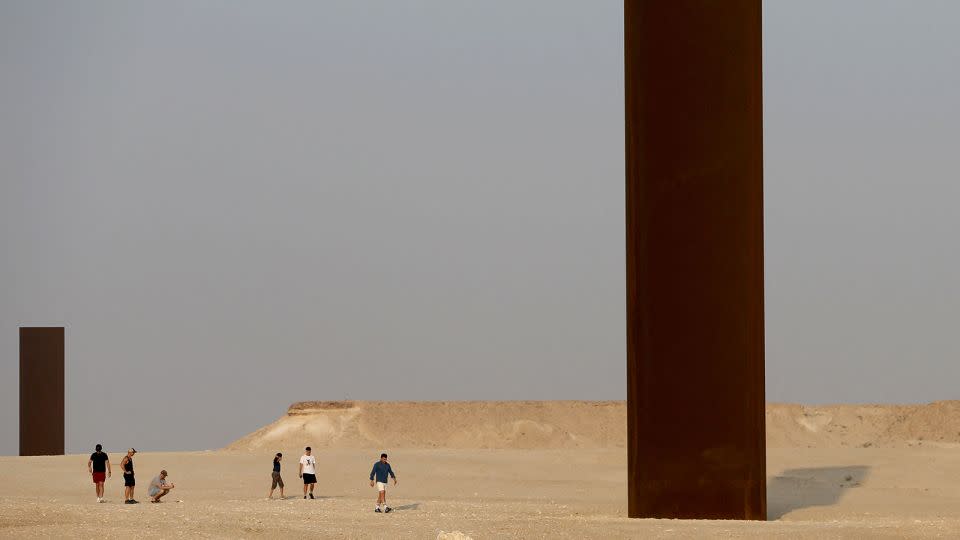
[2,1,959,455]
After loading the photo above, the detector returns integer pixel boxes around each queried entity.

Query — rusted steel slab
[625,0,766,520]
[19,327,65,456]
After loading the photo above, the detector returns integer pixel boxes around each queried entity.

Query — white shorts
[376,482,387,492]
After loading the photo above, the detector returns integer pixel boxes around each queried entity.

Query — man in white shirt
[298,447,318,499]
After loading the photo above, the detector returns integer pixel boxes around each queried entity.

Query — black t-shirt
[273,459,281,473]
[90,452,109,473]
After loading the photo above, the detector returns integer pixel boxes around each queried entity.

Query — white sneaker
[97,498,102,503]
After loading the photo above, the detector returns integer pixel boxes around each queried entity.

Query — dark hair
[305,446,311,451]
[274,452,282,462]
[95,444,102,452]
[380,453,388,459]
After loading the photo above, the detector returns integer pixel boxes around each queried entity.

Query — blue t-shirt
[273,459,281,473]
[369,461,395,483]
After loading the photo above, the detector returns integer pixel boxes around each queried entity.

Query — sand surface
[2,401,960,538]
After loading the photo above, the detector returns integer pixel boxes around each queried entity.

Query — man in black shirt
[87,444,111,503]
[120,448,138,504]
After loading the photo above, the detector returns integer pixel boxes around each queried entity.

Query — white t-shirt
[300,455,317,475]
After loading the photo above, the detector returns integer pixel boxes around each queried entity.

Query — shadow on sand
[391,503,421,511]
[767,465,871,519]
[277,495,343,501]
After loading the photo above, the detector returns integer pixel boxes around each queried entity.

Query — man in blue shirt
[368,453,397,513]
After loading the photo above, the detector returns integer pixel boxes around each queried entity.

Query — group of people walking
[87,444,396,512]
[268,446,398,512]
[87,445,175,504]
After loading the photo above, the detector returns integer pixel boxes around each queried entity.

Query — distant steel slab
[625,1,766,519]
[20,327,65,456]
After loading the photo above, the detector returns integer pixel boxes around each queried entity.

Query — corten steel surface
[19,327,65,456]
[625,1,766,519]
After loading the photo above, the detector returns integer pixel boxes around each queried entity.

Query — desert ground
[2,401,960,539]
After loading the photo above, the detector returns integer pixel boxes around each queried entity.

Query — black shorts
[302,473,317,485]
[124,473,135,487]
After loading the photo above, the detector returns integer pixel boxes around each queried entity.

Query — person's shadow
[391,503,421,512]
[767,465,870,519]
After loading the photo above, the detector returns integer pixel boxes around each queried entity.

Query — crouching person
[148,470,175,503]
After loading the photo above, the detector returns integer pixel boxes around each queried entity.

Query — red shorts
[92,472,106,483]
